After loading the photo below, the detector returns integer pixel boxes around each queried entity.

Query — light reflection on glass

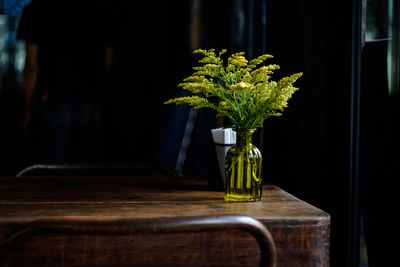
[365,0,399,96]
[387,0,392,95]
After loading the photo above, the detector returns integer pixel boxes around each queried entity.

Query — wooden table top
[0,176,329,224]
[0,176,330,266]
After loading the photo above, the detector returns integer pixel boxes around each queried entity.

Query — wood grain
[0,176,330,266]
[0,216,276,267]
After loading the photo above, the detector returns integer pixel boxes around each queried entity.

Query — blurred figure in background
[18,0,112,163]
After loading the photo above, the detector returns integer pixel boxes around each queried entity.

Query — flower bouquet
[165,49,302,202]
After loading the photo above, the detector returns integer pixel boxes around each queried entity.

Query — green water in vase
[224,129,262,202]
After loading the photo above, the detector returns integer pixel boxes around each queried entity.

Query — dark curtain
[264,1,353,266]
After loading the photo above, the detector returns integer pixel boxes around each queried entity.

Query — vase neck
[234,129,255,147]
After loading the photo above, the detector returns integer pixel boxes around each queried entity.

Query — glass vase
[224,129,262,202]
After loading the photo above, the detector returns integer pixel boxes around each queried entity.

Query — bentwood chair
[16,161,181,177]
[0,216,276,267]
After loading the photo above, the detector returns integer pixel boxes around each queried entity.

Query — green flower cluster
[165,49,302,129]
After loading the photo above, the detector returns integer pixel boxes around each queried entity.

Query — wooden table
[0,176,330,266]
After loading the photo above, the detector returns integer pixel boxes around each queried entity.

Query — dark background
[1,0,399,266]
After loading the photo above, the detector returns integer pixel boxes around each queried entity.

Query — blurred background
[0,0,399,266]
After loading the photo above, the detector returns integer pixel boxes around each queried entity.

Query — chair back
[0,216,276,267]
[16,162,181,177]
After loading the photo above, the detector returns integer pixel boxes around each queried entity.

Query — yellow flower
[231,81,252,91]
[165,49,302,129]
[251,66,268,75]
[231,56,248,66]
[204,64,218,68]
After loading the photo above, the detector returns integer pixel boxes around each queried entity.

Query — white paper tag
[211,128,236,182]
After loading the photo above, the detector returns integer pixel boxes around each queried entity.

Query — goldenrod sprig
[165,49,302,129]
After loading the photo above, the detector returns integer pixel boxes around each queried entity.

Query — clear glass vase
[224,129,262,202]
